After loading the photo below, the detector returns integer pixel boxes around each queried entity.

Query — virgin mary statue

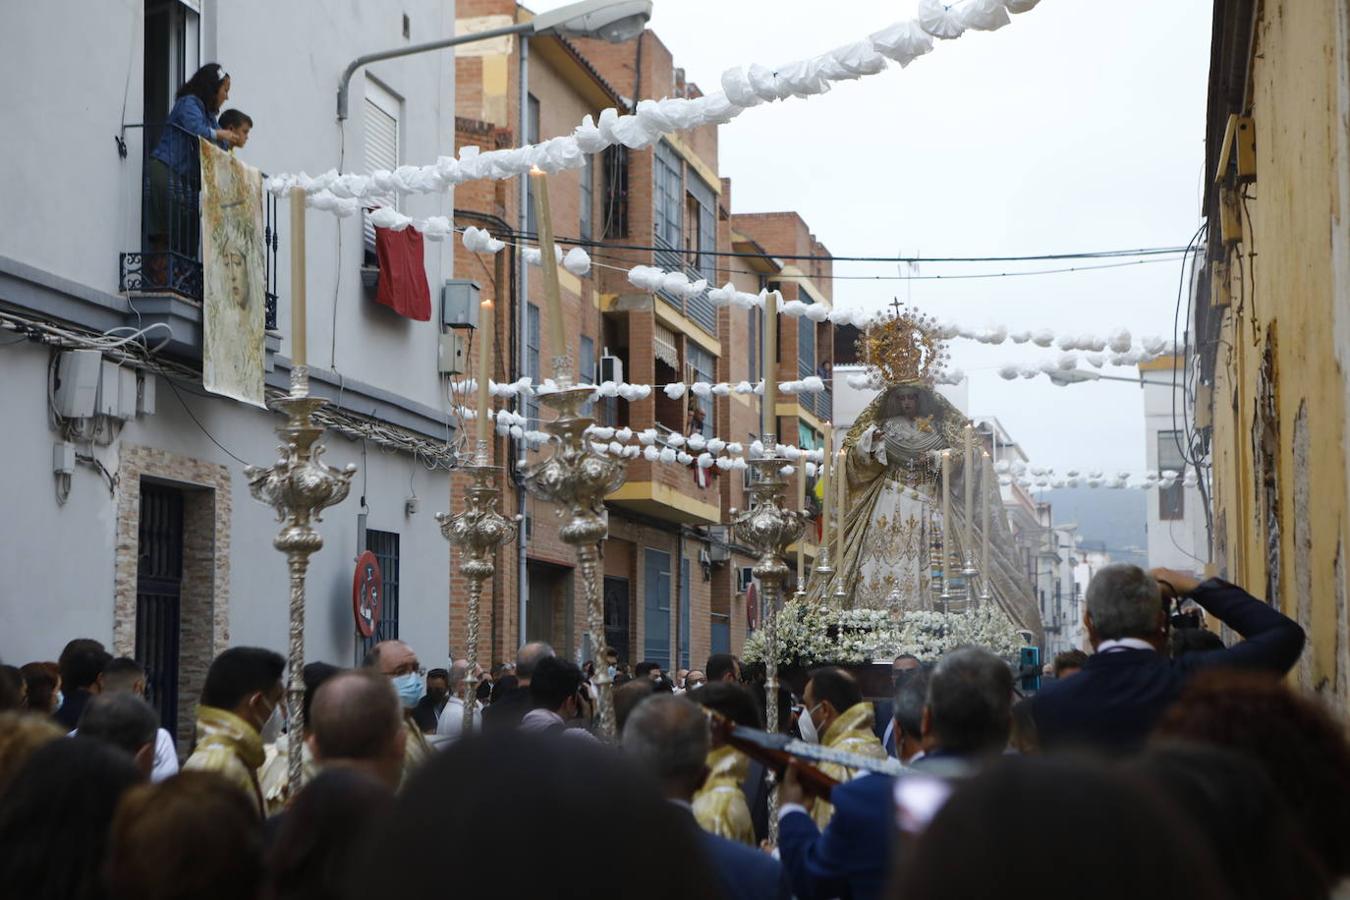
[812,307,1041,638]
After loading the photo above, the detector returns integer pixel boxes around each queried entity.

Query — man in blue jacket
[623,694,791,900]
[1032,565,1304,755]
[777,647,1013,900]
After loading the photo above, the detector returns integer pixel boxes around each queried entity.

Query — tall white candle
[964,425,974,565]
[981,449,991,581]
[820,424,833,558]
[941,449,952,587]
[530,167,566,379]
[762,291,778,442]
[797,462,806,584]
[836,448,846,572]
[475,298,493,453]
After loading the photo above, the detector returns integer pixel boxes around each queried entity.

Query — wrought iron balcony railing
[119,123,278,330]
[653,238,717,336]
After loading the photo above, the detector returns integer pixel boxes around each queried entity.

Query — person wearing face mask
[183,646,286,818]
[796,667,887,829]
[365,640,433,785]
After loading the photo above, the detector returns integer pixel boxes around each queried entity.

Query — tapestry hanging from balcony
[200,139,266,407]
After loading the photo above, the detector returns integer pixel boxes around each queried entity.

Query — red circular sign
[352,550,383,638]
[745,582,758,631]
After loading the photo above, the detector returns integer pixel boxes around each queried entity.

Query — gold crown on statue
[859,300,949,387]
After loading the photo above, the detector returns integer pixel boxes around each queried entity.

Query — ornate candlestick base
[524,384,627,739]
[246,366,355,796]
[731,443,809,844]
[439,449,517,734]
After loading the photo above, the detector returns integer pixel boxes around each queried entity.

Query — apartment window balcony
[119,123,279,332]
[653,237,717,336]
[795,359,833,422]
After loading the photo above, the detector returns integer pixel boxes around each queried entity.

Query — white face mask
[798,703,821,744]
[259,698,284,744]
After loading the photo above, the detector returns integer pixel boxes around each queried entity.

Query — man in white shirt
[98,656,179,781]
[434,659,482,744]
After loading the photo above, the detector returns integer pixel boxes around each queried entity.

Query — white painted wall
[0,0,459,671]
[0,342,454,673]
[1140,364,1209,571]
[0,0,457,411]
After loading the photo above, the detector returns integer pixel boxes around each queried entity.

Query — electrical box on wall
[137,372,157,416]
[442,280,482,329]
[53,350,102,418]
[438,333,468,375]
[96,361,119,418]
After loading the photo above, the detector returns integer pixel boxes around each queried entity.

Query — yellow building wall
[1207,0,1350,704]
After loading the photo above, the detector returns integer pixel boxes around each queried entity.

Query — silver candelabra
[524,373,627,739]
[731,443,809,843]
[439,441,518,733]
[246,366,356,795]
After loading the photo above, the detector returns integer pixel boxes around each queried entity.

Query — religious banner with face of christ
[200,138,266,407]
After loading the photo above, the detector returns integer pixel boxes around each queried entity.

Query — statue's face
[897,392,919,417]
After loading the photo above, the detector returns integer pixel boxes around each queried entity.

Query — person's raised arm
[1152,567,1305,675]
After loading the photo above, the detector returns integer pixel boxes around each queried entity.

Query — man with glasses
[364,640,433,785]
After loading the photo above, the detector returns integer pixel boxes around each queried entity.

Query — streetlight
[336,0,652,119]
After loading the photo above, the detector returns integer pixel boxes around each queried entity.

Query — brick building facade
[450,2,837,673]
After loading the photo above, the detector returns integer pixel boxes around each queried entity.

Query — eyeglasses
[389,663,425,677]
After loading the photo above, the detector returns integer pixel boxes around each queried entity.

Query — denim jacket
[151,95,229,180]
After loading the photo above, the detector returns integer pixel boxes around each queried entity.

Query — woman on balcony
[145,63,245,287]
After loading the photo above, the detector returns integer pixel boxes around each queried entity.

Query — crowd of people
[1,563,1348,899]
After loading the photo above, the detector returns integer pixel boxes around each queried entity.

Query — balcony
[119,123,279,337]
[794,360,833,423]
[653,238,717,336]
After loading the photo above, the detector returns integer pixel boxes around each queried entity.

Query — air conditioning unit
[441,279,482,329]
[600,352,623,384]
[705,525,731,563]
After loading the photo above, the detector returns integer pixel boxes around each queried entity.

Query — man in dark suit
[623,694,791,900]
[777,648,1012,900]
[481,641,552,734]
[1032,565,1305,755]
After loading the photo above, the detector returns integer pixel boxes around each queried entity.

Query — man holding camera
[1031,564,1304,755]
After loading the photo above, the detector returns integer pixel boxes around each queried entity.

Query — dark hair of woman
[19,661,58,713]
[265,769,393,900]
[351,731,724,899]
[0,666,22,711]
[106,771,263,900]
[0,736,141,900]
[177,63,228,113]
[1128,741,1329,900]
[893,756,1227,900]
[1154,669,1350,878]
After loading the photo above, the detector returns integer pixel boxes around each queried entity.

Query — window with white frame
[363,78,401,259]
[1157,430,1186,520]
[686,343,715,438]
[653,142,683,257]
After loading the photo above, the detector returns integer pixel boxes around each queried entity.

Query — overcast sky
[532,0,1212,473]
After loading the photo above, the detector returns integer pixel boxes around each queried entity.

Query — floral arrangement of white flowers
[743,600,1025,667]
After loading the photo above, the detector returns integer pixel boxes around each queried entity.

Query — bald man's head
[364,640,418,677]
[622,695,710,800]
[515,642,555,686]
[309,670,405,788]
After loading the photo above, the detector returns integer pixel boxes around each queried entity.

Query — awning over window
[654,324,679,369]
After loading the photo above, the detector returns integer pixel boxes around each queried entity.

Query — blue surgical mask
[392,672,425,709]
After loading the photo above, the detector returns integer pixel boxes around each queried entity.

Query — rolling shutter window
[363,80,400,254]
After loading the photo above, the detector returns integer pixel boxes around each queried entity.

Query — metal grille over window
[358,530,400,663]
